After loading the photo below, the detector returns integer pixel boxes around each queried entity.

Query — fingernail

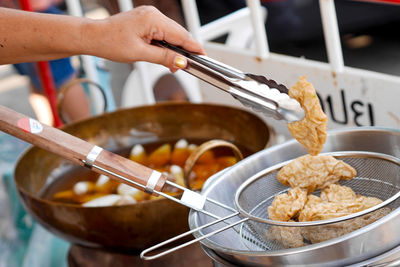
[174,56,187,69]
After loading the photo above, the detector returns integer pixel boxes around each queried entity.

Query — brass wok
[14,102,271,251]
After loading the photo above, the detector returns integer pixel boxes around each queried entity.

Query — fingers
[139,44,188,72]
[103,6,205,71]
[150,8,205,55]
[137,7,204,72]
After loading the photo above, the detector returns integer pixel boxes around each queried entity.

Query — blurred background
[1,0,400,266]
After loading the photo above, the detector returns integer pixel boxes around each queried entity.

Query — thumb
[140,45,187,73]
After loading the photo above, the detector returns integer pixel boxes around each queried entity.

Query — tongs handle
[0,105,167,195]
[154,40,305,122]
[153,40,247,93]
[154,40,245,80]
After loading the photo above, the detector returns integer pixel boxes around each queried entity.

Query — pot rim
[189,126,400,257]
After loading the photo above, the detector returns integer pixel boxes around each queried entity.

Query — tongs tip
[279,105,305,123]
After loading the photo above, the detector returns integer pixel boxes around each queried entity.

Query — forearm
[0,6,204,71]
[0,7,92,64]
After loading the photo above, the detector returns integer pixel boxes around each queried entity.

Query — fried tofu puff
[299,185,383,222]
[287,76,328,156]
[277,155,357,192]
[320,184,356,202]
[301,208,390,244]
[268,187,308,221]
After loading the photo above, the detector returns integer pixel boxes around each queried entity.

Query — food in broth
[50,139,241,207]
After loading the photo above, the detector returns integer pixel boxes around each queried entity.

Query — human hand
[84,6,205,72]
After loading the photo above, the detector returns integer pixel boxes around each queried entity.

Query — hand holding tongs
[153,40,305,123]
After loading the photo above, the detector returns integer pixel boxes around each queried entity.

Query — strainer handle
[140,212,245,261]
[0,105,168,196]
[368,257,400,267]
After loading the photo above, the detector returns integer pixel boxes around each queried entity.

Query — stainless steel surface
[190,127,400,266]
[146,150,400,259]
[235,151,400,226]
[153,40,305,122]
[201,245,236,267]
[203,244,400,267]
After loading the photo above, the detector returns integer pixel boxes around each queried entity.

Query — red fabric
[358,0,400,4]
[260,0,400,4]
[37,61,63,127]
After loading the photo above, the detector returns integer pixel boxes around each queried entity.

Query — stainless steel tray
[190,127,400,266]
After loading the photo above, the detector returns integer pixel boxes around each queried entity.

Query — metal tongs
[154,40,305,122]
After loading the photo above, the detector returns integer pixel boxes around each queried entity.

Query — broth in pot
[41,138,252,207]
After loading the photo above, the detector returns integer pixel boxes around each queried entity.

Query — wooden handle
[0,105,167,195]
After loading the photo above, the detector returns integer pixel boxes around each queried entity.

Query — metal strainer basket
[142,151,400,259]
[235,151,400,250]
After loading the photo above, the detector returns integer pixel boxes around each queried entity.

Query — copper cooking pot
[14,103,271,251]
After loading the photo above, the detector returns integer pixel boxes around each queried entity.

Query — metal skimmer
[141,151,400,259]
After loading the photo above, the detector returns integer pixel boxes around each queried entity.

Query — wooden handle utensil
[0,105,167,195]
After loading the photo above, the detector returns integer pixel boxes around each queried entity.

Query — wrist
[79,18,95,56]
[79,17,109,58]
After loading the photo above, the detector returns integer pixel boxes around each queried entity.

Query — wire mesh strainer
[235,151,400,250]
[141,151,400,259]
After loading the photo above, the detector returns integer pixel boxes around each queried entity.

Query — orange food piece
[95,180,119,194]
[216,156,237,170]
[53,190,109,204]
[129,144,147,165]
[149,195,164,200]
[131,191,147,202]
[148,144,171,167]
[53,190,75,201]
[190,179,206,190]
[197,150,215,164]
[129,152,147,165]
[78,193,109,204]
[192,163,220,182]
[171,147,190,167]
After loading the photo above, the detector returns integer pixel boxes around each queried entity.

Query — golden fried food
[357,195,383,210]
[299,195,350,221]
[298,185,383,222]
[268,187,307,221]
[287,76,328,155]
[276,155,357,192]
[266,77,388,248]
[268,205,390,248]
[267,222,304,248]
[340,196,383,214]
[320,184,356,202]
[301,208,390,244]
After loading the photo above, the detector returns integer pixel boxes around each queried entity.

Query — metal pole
[117,0,133,12]
[319,0,344,72]
[65,0,104,113]
[181,0,203,43]
[246,0,269,58]
[117,0,155,104]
